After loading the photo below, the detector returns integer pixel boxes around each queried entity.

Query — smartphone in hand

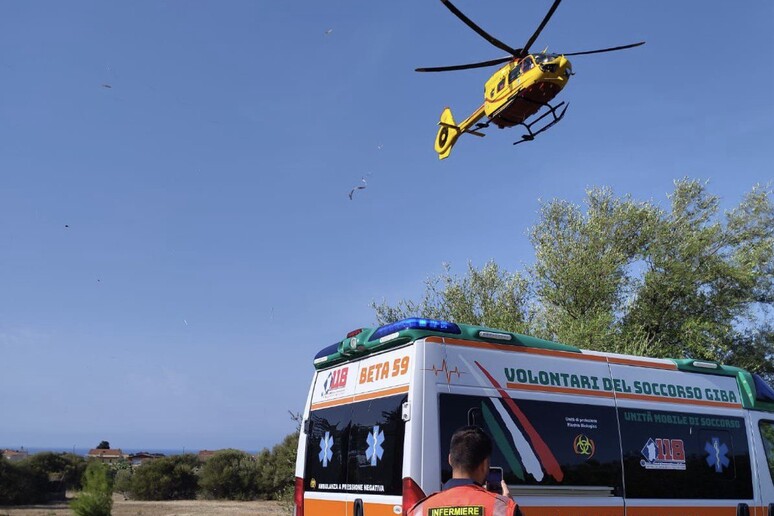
[485,467,504,494]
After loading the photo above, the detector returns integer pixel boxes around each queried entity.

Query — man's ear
[448,454,453,467]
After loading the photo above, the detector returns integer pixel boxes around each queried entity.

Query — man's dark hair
[449,425,492,473]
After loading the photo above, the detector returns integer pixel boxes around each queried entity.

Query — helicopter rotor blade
[519,0,562,57]
[440,0,519,56]
[415,56,514,73]
[560,41,646,56]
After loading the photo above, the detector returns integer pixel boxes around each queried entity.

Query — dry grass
[0,494,288,516]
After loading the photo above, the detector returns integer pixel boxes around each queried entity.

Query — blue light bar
[313,343,340,363]
[369,317,461,342]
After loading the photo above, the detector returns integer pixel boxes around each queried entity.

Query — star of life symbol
[705,437,730,473]
[319,431,333,467]
[365,425,385,466]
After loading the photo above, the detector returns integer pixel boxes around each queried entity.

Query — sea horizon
[3,446,261,457]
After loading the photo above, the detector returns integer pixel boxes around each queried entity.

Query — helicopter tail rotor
[435,108,462,160]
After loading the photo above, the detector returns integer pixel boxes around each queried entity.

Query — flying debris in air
[324,28,333,36]
[348,177,368,200]
[377,143,383,150]
[100,84,112,89]
[64,224,69,228]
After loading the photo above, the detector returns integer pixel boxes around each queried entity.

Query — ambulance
[293,317,774,516]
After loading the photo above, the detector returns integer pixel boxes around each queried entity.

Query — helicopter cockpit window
[521,58,534,73]
[534,53,557,65]
[497,79,505,92]
[508,67,520,83]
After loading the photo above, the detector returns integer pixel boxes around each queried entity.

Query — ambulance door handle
[353,497,364,516]
[736,502,749,516]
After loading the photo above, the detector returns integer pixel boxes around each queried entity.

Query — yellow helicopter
[417,0,644,159]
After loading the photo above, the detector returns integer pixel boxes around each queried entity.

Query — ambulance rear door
[346,346,414,516]
[303,360,357,516]
[303,346,414,516]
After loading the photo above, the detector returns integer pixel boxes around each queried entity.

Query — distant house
[128,451,165,466]
[87,448,124,463]
[197,450,217,461]
[1,448,29,462]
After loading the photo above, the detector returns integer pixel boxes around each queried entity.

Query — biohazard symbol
[573,434,595,459]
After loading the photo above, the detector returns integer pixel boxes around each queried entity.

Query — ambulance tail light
[402,477,426,515]
[346,328,364,338]
[293,476,304,516]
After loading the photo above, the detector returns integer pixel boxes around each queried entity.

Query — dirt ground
[0,495,289,516]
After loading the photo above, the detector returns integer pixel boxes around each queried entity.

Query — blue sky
[1,1,772,451]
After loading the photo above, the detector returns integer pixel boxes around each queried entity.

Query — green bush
[70,461,113,516]
[199,449,261,500]
[0,455,48,505]
[130,454,200,500]
[256,433,298,499]
[113,468,133,498]
[25,452,87,491]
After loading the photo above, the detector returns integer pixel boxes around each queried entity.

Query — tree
[0,455,48,505]
[25,452,87,491]
[96,441,110,450]
[374,261,532,334]
[255,433,298,499]
[199,449,261,500]
[70,461,113,516]
[375,180,774,370]
[529,186,655,352]
[113,468,133,499]
[130,454,200,500]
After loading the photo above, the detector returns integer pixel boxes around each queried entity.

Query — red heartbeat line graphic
[425,359,466,384]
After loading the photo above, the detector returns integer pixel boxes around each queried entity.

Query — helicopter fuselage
[484,53,572,128]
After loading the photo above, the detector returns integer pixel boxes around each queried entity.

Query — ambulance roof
[312,317,774,412]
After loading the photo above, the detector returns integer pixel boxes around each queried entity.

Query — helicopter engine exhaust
[435,107,461,160]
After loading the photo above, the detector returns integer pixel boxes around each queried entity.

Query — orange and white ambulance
[293,318,774,516]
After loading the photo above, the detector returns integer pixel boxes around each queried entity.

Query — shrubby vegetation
[199,449,261,500]
[70,461,112,516]
[0,433,299,505]
[0,455,48,505]
[0,452,88,505]
[255,433,298,499]
[26,451,87,491]
[129,454,200,500]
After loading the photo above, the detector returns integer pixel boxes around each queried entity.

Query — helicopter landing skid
[513,100,569,145]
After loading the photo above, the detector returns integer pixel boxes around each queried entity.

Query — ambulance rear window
[303,393,407,496]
